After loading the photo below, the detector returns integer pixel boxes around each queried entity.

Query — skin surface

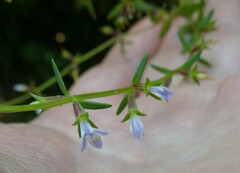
[1,0,240,172]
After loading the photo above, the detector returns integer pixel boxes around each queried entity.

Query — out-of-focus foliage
[0,0,113,101]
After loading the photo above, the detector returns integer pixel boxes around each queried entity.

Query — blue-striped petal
[150,86,174,101]
[87,133,103,149]
[81,136,87,151]
[130,115,144,138]
[80,120,108,151]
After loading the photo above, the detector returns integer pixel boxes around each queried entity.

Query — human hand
[1,0,240,172]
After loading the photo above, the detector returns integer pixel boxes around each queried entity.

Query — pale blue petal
[81,136,87,152]
[80,120,94,136]
[87,134,102,149]
[165,88,174,95]
[80,120,108,151]
[130,115,144,138]
[150,87,162,97]
[94,130,108,136]
[150,86,174,101]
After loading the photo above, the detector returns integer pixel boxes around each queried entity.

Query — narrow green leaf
[133,0,154,12]
[198,58,212,67]
[116,94,128,115]
[149,91,162,101]
[78,100,112,110]
[180,52,202,70]
[51,59,69,95]
[205,9,214,22]
[88,119,98,128]
[121,112,131,123]
[192,64,198,71]
[29,92,45,101]
[197,9,214,29]
[178,31,191,52]
[178,3,203,17]
[107,3,123,20]
[144,77,151,95]
[132,55,149,85]
[83,0,96,19]
[72,116,81,126]
[136,110,146,116]
[77,124,81,138]
[178,24,193,34]
[151,64,171,74]
[192,76,200,85]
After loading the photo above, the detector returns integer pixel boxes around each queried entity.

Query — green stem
[0,87,134,113]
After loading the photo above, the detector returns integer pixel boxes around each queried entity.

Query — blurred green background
[0,0,177,122]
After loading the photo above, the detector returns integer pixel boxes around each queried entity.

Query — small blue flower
[80,120,108,151]
[150,85,174,101]
[130,114,144,138]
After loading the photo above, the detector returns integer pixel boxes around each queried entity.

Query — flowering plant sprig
[72,103,108,151]
[0,50,208,150]
[122,94,146,138]
[53,59,110,151]
[0,0,216,151]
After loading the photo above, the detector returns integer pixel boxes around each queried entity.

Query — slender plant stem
[0,87,134,113]
[0,51,203,114]
[0,67,179,114]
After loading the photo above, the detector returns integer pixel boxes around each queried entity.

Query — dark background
[0,0,177,122]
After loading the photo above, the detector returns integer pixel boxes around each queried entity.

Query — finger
[146,0,240,82]
[0,123,79,173]
[132,74,240,173]
[204,0,240,79]
[71,18,161,94]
